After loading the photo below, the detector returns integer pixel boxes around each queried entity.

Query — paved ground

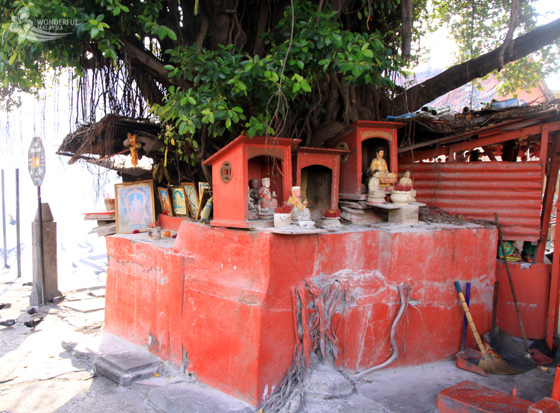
[0,264,557,412]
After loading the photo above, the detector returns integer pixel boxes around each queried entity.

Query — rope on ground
[258,279,346,412]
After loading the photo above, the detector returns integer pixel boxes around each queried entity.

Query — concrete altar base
[105,220,497,406]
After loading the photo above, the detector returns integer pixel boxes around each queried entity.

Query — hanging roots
[258,279,347,412]
[352,283,413,379]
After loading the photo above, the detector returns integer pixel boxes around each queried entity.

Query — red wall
[105,219,497,406]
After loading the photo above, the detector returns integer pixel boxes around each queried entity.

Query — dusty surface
[0,262,557,413]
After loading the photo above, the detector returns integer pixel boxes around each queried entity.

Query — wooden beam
[547,200,560,349]
[536,134,560,264]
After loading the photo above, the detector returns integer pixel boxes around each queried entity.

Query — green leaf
[163,64,175,71]
[88,19,98,26]
[179,121,188,135]
[301,82,311,92]
[187,96,196,105]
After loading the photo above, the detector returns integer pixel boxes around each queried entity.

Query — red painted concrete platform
[437,381,533,412]
[105,219,498,406]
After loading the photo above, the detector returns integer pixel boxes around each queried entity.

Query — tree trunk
[392,17,560,113]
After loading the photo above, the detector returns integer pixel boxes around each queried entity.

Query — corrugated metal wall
[400,161,544,241]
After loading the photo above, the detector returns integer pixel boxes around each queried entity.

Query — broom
[455,282,520,375]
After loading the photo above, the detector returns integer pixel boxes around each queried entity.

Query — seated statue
[249,179,260,205]
[287,186,311,221]
[370,147,396,178]
[398,170,413,188]
[258,177,278,214]
[367,170,387,204]
[397,170,416,201]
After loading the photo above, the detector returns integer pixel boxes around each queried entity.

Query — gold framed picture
[181,182,199,218]
[115,180,156,234]
[170,186,188,216]
[157,187,174,216]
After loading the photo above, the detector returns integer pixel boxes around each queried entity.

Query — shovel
[454,281,520,375]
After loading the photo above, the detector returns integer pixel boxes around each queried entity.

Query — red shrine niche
[329,121,404,200]
[203,135,300,228]
[295,147,349,217]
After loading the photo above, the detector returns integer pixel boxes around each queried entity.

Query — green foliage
[151,2,401,161]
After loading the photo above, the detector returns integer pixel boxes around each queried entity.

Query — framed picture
[181,182,199,218]
[170,186,188,216]
[197,185,212,220]
[157,187,174,216]
[198,182,210,200]
[115,180,156,234]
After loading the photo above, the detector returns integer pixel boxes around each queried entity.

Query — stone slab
[257,225,327,235]
[63,297,105,313]
[437,381,532,413]
[148,382,254,413]
[90,334,163,386]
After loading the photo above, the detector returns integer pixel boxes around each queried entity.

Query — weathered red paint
[295,147,349,210]
[529,397,560,412]
[437,381,532,412]
[202,135,300,229]
[495,261,550,339]
[105,218,497,406]
[329,121,404,200]
[399,161,544,241]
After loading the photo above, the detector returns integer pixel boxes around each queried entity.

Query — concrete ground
[0,264,557,413]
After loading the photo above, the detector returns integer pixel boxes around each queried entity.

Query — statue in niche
[369,146,397,192]
[248,185,258,220]
[287,186,311,221]
[369,147,396,178]
[249,179,260,205]
[258,177,278,214]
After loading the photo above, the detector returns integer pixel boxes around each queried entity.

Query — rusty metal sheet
[401,161,544,241]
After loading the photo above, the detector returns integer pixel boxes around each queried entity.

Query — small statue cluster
[249,177,311,223]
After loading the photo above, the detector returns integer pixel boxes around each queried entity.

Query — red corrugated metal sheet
[400,161,544,241]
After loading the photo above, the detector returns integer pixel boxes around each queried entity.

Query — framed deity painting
[170,186,188,216]
[114,180,156,234]
[157,187,174,216]
[181,182,199,218]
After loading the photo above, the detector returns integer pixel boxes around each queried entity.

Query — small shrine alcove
[203,135,300,228]
[295,147,349,217]
[329,121,404,200]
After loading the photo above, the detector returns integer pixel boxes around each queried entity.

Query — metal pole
[2,169,8,269]
[16,169,21,278]
[37,186,45,305]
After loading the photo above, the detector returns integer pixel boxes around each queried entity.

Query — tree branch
[392,17,560,112]
[498,0,520,70]
[120,38,192,91]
